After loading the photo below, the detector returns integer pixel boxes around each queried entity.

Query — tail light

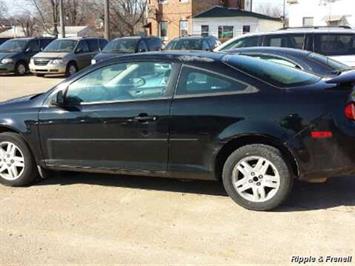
[345,102,355,120]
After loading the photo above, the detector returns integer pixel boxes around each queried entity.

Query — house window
[243,25,251,34]
[180,20,188,36]
[160,21,168,39]
[303,17,314,27]
[218,26,234,40]
[201,25,209,37]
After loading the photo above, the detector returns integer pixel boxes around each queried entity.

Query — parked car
[0,38,11,46]
[29,37,108,77]
[165,36,221,51]
[226,47,352,77]
[215,26,355,67]
[0,37,54,75]
[91,36,162,65]
[1,51,355,211]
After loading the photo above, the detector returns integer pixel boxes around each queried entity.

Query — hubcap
[17,64,26,75]
[0,142,25,181]
[69,65,77,75]
[232,156,280,203]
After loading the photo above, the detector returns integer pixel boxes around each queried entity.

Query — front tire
[0,133,38,187]
[15,62,27,76]
[222,144,293,211]
[65,62,78,77]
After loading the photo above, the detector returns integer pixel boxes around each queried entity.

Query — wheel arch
[214,134,299,181]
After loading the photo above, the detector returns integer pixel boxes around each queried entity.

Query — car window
[287,34,305,49]
[76,40,90,53]
[220,36,259,51]
[226,55,321,88]
[66,62,173,104]
[99,39,108,50]
[176,67,248,96]
[44,39,78,52]
[27,40,40,52]
[308,52,351,72]
[40,39,53,49]
[202,40,210,50]
[137,40,148,52]
[263,35,288,47]
[87,39,99,52]
[314,34,355,56]
[246,54,300,69]
[146,38,162,51]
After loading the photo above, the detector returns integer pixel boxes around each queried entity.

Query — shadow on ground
[38,173,355,212]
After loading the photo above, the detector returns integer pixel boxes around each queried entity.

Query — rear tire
[0,133,38,187]
[222,144,293,211]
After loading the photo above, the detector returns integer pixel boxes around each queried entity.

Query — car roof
[100,50,225,64]
[227,47,312,57]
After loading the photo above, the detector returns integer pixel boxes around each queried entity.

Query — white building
[0,26,26,38]
[192,6,282,41]
[287,0,355,28]
[44,26,97,38]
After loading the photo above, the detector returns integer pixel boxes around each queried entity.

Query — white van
[215,26,355,67]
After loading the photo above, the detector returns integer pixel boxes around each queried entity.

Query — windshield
[308,52,351,72]
[0,39,28,52]
[166,39,202,50]
[103,39,138,53]
[44,39,78,52]
[226,55,321,88]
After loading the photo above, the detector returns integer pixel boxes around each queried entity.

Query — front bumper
[29,62,66,75]
[0,62,15,73]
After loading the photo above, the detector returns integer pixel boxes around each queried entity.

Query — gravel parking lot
[0,75,354,264]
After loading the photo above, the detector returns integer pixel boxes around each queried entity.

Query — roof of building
[193,6,281,21]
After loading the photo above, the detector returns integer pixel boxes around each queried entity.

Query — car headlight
[91,59,96,65]
[51,59,64,65]
[1,58,14,64]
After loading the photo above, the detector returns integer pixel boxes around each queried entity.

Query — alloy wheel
[232,156,281,203]
[17,64,26,75]
[0,141,25,181]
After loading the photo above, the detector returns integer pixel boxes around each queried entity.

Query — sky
[3,0,285,16]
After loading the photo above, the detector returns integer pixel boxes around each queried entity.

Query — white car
[214,26,355,68]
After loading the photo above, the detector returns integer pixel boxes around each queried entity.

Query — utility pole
[283,0,286,27]
[104,0,110,40]
[59,0,65,38]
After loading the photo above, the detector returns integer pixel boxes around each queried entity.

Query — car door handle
[133,113,157,122]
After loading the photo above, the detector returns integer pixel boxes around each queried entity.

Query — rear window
[315,34,355,56]
[225,55,321,88]
[165,39,202,50]
[308,52,351,72]
[220,36,259,51]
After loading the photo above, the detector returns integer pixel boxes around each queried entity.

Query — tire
[0,132,38,187]
[15,62,27,76]
[222,144,293,211]
[65,62,78,77]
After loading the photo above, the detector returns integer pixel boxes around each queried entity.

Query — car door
[24,39,40,63]
[74,40,91,69]
[38,59,179,173]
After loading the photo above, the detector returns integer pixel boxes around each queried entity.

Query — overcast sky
[3,0,285,15]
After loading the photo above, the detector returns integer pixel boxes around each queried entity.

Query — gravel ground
[0,74,354,265]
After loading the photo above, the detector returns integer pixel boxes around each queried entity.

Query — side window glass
[176,67,247,96]
[66,62,173,103]
[138,41,148,52]
[222,36,259,51]
[88,39,99,52]
[264,36,287,47]
[27,40,40,52]
[76,41,90,53]
[99,39,108,50]
[287,34,305,49]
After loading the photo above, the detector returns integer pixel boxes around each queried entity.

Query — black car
[226,47,352,77]
[0,37,54,75]
[92,36,162,64]
[165,36,220,51]
[1,51,355,211]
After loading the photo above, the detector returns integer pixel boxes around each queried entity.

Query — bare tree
[110,0,148,36]
[9,12,38,37]
[28,0,60,36]
[256,3,282,18]
[0,0,9,31]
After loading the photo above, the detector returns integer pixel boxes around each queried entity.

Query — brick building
[145,0,245,42]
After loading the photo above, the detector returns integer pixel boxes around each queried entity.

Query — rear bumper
[29,62,66,75]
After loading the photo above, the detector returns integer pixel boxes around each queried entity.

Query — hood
[94,52,125,63]
[0,52,17,61]
[32,51,71,59]
[329,55,355,68]
[0,93,46,111]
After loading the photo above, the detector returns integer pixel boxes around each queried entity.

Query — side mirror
[51,90,65,107]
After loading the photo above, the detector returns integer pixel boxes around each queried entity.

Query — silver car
[29,37,107,77]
